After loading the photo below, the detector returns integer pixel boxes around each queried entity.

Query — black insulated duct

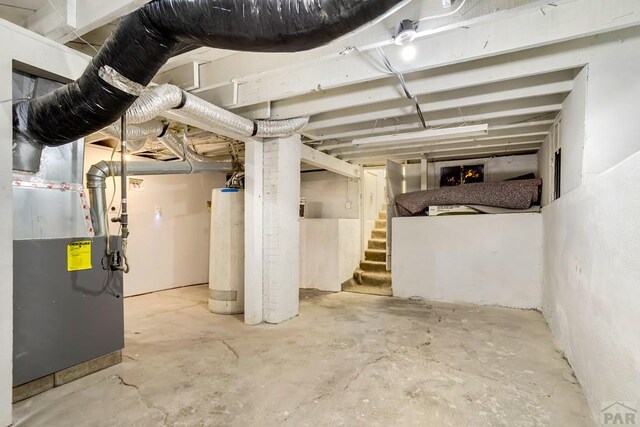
[14,0,404,147]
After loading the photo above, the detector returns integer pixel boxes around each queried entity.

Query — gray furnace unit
[12,69,124,387]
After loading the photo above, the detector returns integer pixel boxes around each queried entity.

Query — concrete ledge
[54,351,122,386]
[12,375,54,403]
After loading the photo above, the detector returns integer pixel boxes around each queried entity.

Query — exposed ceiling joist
[303,71,573,134]
[181,0,640,110]
[339,136,545,160]
[23,0,151,43]
[300,145,360,179]
[311,94,565,146]
[348,142,543,164]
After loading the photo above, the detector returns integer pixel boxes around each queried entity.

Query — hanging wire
[376,47,427,129]
[46,0,99,54]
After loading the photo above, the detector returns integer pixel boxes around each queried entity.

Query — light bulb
[401,44,417,61]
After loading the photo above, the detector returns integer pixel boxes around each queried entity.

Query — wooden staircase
[342,209,392,296]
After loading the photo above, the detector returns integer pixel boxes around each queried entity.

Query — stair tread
[342,279,392,297]
[356,268,391,277]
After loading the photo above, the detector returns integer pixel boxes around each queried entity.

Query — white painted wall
[537,134,552,207]
[583,55,640,181]
[404,163,422,193]
[84,147,226,297]
[540,53,640,418]
[299,219,360,292]
[300,171,359,219]
[427,154,538,189]
[0,20,91,425]
[559,67,587,195]
[542,150,640,413]
[393,214,542,309]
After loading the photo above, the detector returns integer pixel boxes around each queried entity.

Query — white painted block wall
[262,136,301,324]
[540,54,640,418]
[393,214,543,309]
[300,171,360,219]
[299,219,360,292]
[542,150,640,412]
[84,147,226,297]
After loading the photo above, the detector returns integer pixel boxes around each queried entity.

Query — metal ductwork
[13,0,404,147]
[86,160,233,236]
[125,84,310,138]
[157,132,213,163]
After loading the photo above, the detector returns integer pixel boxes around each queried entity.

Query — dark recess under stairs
[342,209,392,296]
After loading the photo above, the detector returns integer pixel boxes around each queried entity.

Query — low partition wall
[300,219,360,292]
[392,214,542,309]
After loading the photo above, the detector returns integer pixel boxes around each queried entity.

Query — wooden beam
[300,144,359,179]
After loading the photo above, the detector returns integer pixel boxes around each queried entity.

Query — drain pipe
[86,160,233,237]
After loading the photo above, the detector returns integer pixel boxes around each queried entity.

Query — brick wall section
[262,135,301,323]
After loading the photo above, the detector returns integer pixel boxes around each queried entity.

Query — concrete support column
[244,139,264,325]
[262,135,301,324]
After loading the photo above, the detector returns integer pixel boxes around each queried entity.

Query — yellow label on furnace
[67,240,92,272]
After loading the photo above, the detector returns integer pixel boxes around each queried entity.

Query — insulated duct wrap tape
[14,0,404,146]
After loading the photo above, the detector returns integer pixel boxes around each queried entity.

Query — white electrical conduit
[125,84,309,137]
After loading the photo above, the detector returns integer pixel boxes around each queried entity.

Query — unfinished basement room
[1,0,639,426]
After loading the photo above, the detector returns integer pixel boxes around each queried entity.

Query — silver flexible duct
[106,121,165,138]
[100,121,166,151]
[124,84,309,137]
[86,160,233,236]
[127,85,184,124]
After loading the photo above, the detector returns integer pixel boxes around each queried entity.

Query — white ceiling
[5,0,640,165]
[0,0,47,24]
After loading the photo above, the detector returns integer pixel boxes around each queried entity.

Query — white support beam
[190,0,640,110]
[330,123,552,155]
[24,0,151,44]
[300,144,360,179]
[303,74,572,133]
[349,143,542,164]
[317,119,555,148]
[340,137,545,160]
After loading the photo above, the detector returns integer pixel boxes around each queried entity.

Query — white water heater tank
[209,188,244,314]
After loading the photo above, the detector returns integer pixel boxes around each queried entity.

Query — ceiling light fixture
[352,124,489,148]
[401,45,417,61]
[394,19,418,46]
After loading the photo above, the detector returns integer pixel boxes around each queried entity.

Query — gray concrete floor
[13,285,595,426]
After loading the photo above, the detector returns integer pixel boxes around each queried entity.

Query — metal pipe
[119,114,130,238]
[86,160,233,237]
